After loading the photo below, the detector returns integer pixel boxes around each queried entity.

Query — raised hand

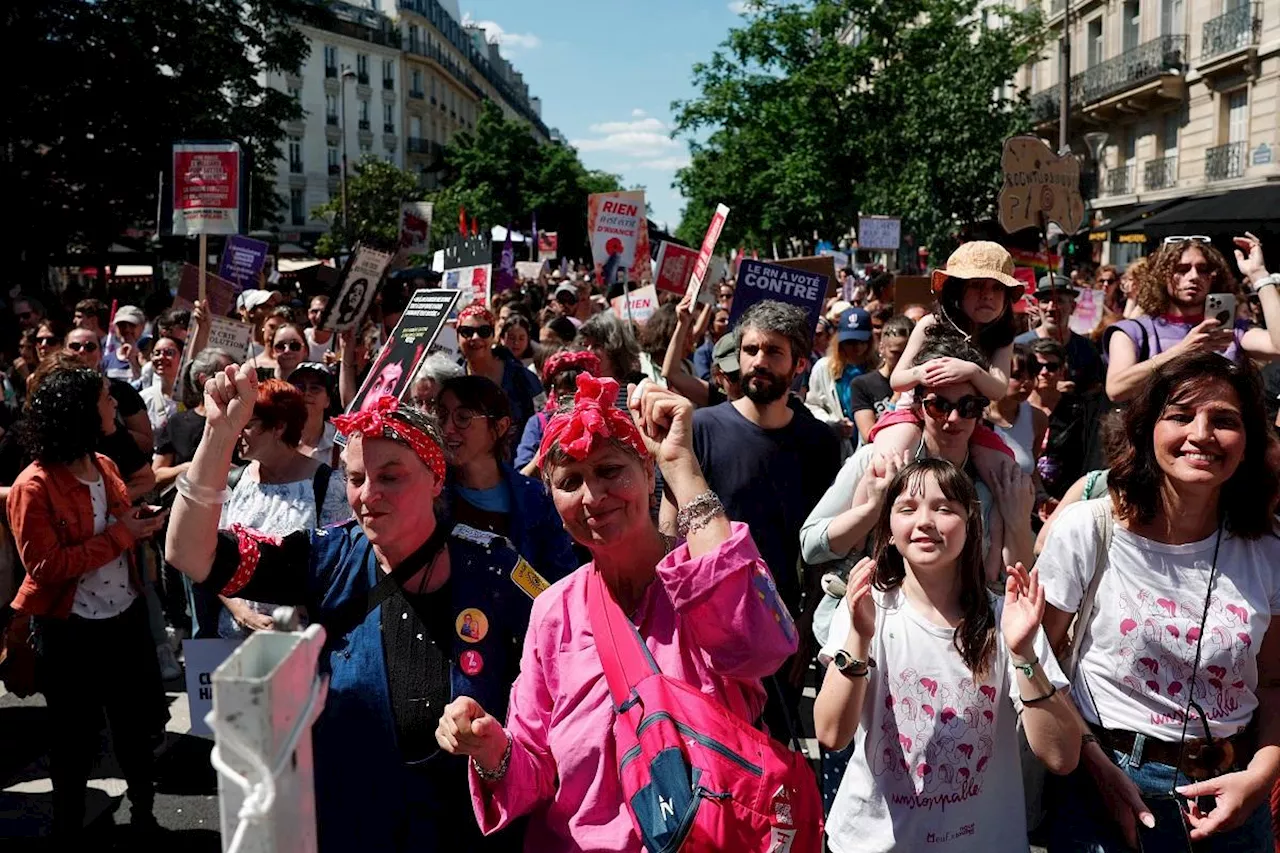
[991,462,1035,526]
[1232,231,1268,286]
[844,557,877,642]
[204,362,258,436]
[1000,562,1045,660]
[628,380,696,470]
[436,696,508,772]
[864,450,910,508]
[921,356,978,388]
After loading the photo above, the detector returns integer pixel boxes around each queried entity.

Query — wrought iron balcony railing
[1103,163,1135,196]
[1202,3,1261,61]
[1144,156,1177,191]
[1205,141,1246,182]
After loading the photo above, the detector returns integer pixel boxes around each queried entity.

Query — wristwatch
[832,650,875,678]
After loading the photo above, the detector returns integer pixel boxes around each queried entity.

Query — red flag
[470,217,479,237]
[458,206,467,237]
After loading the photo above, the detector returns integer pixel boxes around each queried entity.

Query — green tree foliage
[9,0,326,269]
[430,101,622,258]
[672,0,1043,257]
[311,156,424,258]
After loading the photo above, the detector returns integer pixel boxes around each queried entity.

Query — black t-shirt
[156,409,207,465]
[382,583,455,763]
[691,399,840,609]
[109,378,144,418]
[0,417,147,482]
[846,371,894,418]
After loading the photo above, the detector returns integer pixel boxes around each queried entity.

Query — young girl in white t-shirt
[814,458,1078,853]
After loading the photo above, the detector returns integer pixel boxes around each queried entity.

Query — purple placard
[218,234,270,292]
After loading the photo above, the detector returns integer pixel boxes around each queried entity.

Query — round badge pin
[459,650,484,676]
[455,608,489,644]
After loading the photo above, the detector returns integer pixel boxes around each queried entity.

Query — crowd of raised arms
[1,232,1278,853]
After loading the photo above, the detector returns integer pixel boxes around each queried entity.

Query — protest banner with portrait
[345,289,460,416]
[587,190,649,284]
[322,245,395,332]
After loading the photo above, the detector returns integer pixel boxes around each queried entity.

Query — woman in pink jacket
[436,374,799,851]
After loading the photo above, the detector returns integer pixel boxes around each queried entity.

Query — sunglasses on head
[457,324,494,340]
[273,340,304,352]
[921,394,989,420]
[67,341,100,353]
[1163,235,1211,245]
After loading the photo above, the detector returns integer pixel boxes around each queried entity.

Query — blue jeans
[1047,747,1273,853]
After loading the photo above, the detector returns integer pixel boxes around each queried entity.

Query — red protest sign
[172,142,241,236]
[686,204,730,306]
[653,241,700,295]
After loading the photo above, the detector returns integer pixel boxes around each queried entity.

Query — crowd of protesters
[0,232,1277,853]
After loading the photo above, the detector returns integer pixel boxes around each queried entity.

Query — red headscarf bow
[538,374,649,464]
[542,349,601,383]
[332,395,447,482]
[458,302,496,326]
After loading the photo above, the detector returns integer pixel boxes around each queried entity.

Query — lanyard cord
[1170,523,1224,790]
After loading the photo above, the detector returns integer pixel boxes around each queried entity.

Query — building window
[358,99,370,130]
[324,45,338,76]
[383,102,395,132]
[290,189,306,226]
[287,85,302,103]
[1122,0,1141,52]
[1226,89,1248,143]
[359,141,372,156]
[1087,18,1103,67]
[411,69,424,97]
[383,59,395,90]
[356,54,369,83]
[1162,111,1179,155]
[408,24,419,52]
[327,145,340,174]
[411,116,422,138]
[1160,0,1183,35]
[288,139,303,173]
[430,77,437,102]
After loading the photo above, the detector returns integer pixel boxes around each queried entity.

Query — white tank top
[993,401,1036,474]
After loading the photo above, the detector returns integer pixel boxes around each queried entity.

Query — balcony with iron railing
[383,77,394,90]
[1103,163,1136,196]
[358,119,371,130]
[326,114,339,126]
[1144,156,1178,191]
[357,72,370,85]
[1030,88,1060,125]
[1077,35,1187,105]
[407,137,431,154]
[384,122,395,133]
[1201,3,1261,63]
[325,65,338,79]
[1205,141,1246,182]
[328,164,341,175]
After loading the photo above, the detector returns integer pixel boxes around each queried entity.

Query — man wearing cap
[550,281,584,328]
[805,306,875,457]
[709,329,743,404]
[101,304,147,381]
[237,289,283,356]
[1014,274,1103,392]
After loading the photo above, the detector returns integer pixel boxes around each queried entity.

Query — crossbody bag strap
[1065,499,1114,677]
[586,569,660,710]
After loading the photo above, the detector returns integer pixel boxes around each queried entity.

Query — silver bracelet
[175,472,231,507]
[675,490,726,538]
[471,731,512,782]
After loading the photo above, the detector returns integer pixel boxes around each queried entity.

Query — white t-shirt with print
[1038,499,1280,741]
[71,475,136,620]
[820,587,1067,853]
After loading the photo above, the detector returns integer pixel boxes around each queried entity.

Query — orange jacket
[7,454,140,618]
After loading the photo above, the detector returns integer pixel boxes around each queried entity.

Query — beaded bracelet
[175,473,231,507]
[472,731,513,783]
[675,490,726,538]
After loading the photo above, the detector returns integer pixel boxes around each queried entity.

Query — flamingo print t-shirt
[1038,500,1280,740]
[820,588,1066,853]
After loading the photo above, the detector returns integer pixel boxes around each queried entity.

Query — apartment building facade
[1020,0,1278,266]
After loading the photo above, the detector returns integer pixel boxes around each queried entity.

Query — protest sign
[653,241,700,296]
[174,264,237,318]
[893,275,934,312]
[587,190,648,283]
[999,135,1085,235]
[774,255,838,298]
[857,216,901,251]
[1069,285,1103,336]
[431,324,459,361]
[537,231,558,261]
[443,264,492,309]
[322,245,395,331]
[218,235,270,292]
[183,638,242,738]
[347,289,460,416]
[172,142,242,237]
[729,259,829,329]
[516,260,547,280]
[686,204,730,307]
[206,316,255,362]
[399,202,433,254]
[610,284,659,325]
[495,229,516,294]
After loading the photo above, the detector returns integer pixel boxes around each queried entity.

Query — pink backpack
[587,571,823,853]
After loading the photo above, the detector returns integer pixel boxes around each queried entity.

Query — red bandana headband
[539,373,649,463]
[542,349,601,383]
[332,395,447,482]
[458,302,495,326]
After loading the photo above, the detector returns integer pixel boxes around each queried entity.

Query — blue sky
[461,0,749,231]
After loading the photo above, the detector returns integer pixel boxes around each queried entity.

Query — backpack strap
[1064,500,1114,677]
[586,569,660,711]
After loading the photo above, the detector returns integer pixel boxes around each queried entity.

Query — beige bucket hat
[930,241,1023,293]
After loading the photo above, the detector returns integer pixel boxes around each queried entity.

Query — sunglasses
[36,336,58,346]
[921,394,989,420]
[1173,263,1215,276]
[1097,277,1117,284]
[457,324,494,340]
[1163,235,1211,245]
[273,340,304,352]
[67,341,100,353]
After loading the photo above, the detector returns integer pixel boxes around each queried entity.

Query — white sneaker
[157,643,183,682]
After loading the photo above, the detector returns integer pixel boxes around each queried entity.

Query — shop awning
[1087,200,1185,245]
[1112,185,1280,243]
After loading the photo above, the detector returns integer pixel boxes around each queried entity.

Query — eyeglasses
[921,394,990,420]
[457,324,494,340]
[435,407,490,431]
[1163,235,1211,245]
[67,341,100,353]
[273,340,304,352]
[36,336,58,346]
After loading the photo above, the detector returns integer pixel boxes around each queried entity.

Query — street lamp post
[340,65,356,248]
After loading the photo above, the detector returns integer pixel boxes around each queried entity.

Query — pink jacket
[470,522,798,852]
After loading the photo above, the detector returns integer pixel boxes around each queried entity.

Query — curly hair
[1134,240,1233,316]
[871,459,997,676]
[21,367,108,465]
[1106,352,1279,537]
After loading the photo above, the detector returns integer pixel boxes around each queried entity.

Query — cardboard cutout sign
[174,264,237,318]
[892,275,934,313]
[399,202,434,254]
[774,255,839,298]
[183,639,242,738]
[346,289,460,416]
[323,245,395,331]
[653,241,700,295]
[516,260,547,280]
[999,135,1085,235]
[729,259,830,330]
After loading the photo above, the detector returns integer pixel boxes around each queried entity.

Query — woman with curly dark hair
[6,367,169,840]
[1038,352,1280,852]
